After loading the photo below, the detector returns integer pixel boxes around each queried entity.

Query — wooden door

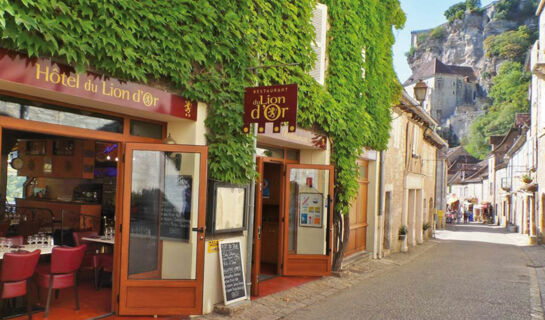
[345,160,368,256]
[251,157,264,297]
[282,164,334,276]
[119,143,207,316]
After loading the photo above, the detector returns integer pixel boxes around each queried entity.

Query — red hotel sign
[243,84,297,134]
[0,49,197,121]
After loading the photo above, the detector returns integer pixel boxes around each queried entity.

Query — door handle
[192,227,205,233]
[257,226,262,240]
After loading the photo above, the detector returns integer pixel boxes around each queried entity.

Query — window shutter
[310,3,327,85]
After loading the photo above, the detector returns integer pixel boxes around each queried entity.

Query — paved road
[283,223,539,320]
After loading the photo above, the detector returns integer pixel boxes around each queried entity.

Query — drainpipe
[377,151,385,259]
[246,124,257,297]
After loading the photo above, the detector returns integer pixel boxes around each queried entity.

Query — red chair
[35,245,86,317]
[0,250,41,320]
[72,232,102,289]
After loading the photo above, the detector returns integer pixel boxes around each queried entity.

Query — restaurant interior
[1,128,118,319]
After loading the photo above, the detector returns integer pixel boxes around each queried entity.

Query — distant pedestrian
[464,210,469,224]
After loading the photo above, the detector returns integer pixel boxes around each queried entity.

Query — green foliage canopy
[484,26,537,63]
[445,0,481,22]
[0,0,405,214]
[464,62,530,158]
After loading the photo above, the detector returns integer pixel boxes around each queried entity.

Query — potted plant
[521,173,533,184]
[398,225,408,240]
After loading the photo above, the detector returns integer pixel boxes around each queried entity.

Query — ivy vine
[0,0,404,214]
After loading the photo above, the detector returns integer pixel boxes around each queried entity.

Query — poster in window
[298,193,323,228]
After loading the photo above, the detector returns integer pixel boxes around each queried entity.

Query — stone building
[404,58,484,141]
[530,0,545,243]
[380,91,447,255]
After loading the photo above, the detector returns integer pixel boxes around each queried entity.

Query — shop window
[130,119,163,139]
[0,95,123,133]
[256,146,284,159]
[286,149,299,161]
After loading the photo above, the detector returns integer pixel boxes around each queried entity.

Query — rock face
[407,0,537,90]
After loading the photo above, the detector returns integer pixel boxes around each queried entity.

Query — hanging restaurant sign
[0,49,197,121]
[243,84,297,134]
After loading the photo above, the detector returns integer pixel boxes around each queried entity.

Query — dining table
[81,236,115,245]
[0,244,55,259]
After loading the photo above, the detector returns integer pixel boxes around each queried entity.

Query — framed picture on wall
[206,181,249,234]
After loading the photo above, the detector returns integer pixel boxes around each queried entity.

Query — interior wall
[261,163,281,265]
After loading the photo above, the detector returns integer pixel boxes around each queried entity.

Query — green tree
[484,26,537,63]
[464,62,530,158]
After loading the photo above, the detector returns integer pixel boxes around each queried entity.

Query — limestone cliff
[407,0,537,90]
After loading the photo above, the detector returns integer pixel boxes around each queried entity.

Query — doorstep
[341,251,371,269]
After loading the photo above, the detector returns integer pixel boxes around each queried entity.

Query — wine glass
[40,235,47,248]
[6,239,13,250]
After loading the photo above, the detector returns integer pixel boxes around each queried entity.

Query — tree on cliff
[464,62,530,158]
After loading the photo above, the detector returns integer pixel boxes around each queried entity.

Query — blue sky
[393,0,496,82]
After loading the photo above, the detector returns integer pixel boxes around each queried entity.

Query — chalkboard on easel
[219,240,247,305]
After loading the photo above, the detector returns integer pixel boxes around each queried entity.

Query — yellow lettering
[132,90,141,102]
[66,75,77,87]
[102,81,110,96]
[35,63,49,81]
[61,73,68,86]
[250,105,260,119]
[153,97,159,106]
[76,74,80,89]
[49,67,61,84]
[281,107,288,117]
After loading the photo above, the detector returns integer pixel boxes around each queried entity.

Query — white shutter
[310,3,327,85]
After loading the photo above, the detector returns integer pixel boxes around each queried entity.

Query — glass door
[119,143,207,316]
[282,164,334,276]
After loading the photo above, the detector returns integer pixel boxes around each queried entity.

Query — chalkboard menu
[161,175,192,241]
[219,240,247,305]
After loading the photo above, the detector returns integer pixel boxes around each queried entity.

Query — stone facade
[404,59,482,142]
[381,91,447,256]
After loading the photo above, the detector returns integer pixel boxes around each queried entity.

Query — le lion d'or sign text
[0,49,197,121]
[243,84,297,134]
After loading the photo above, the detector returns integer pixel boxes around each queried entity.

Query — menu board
[298,193,323,228]
[219,240,247,305]
[161,175,192,241]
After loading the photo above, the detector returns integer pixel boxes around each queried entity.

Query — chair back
[73,231,98,246]
[1,250,41,282]
[7,236,24,246]
[51,245,86,274]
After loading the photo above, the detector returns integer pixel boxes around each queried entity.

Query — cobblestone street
[202,223,545,320]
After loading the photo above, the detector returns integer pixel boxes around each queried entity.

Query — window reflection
[0,95,123,133]
[128,150,200,280]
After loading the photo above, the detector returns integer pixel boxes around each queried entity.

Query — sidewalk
[523,245,545,319]
[199,241,438,320]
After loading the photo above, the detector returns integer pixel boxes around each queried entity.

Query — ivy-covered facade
[0,0,405,316]
[0,0,404,214]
